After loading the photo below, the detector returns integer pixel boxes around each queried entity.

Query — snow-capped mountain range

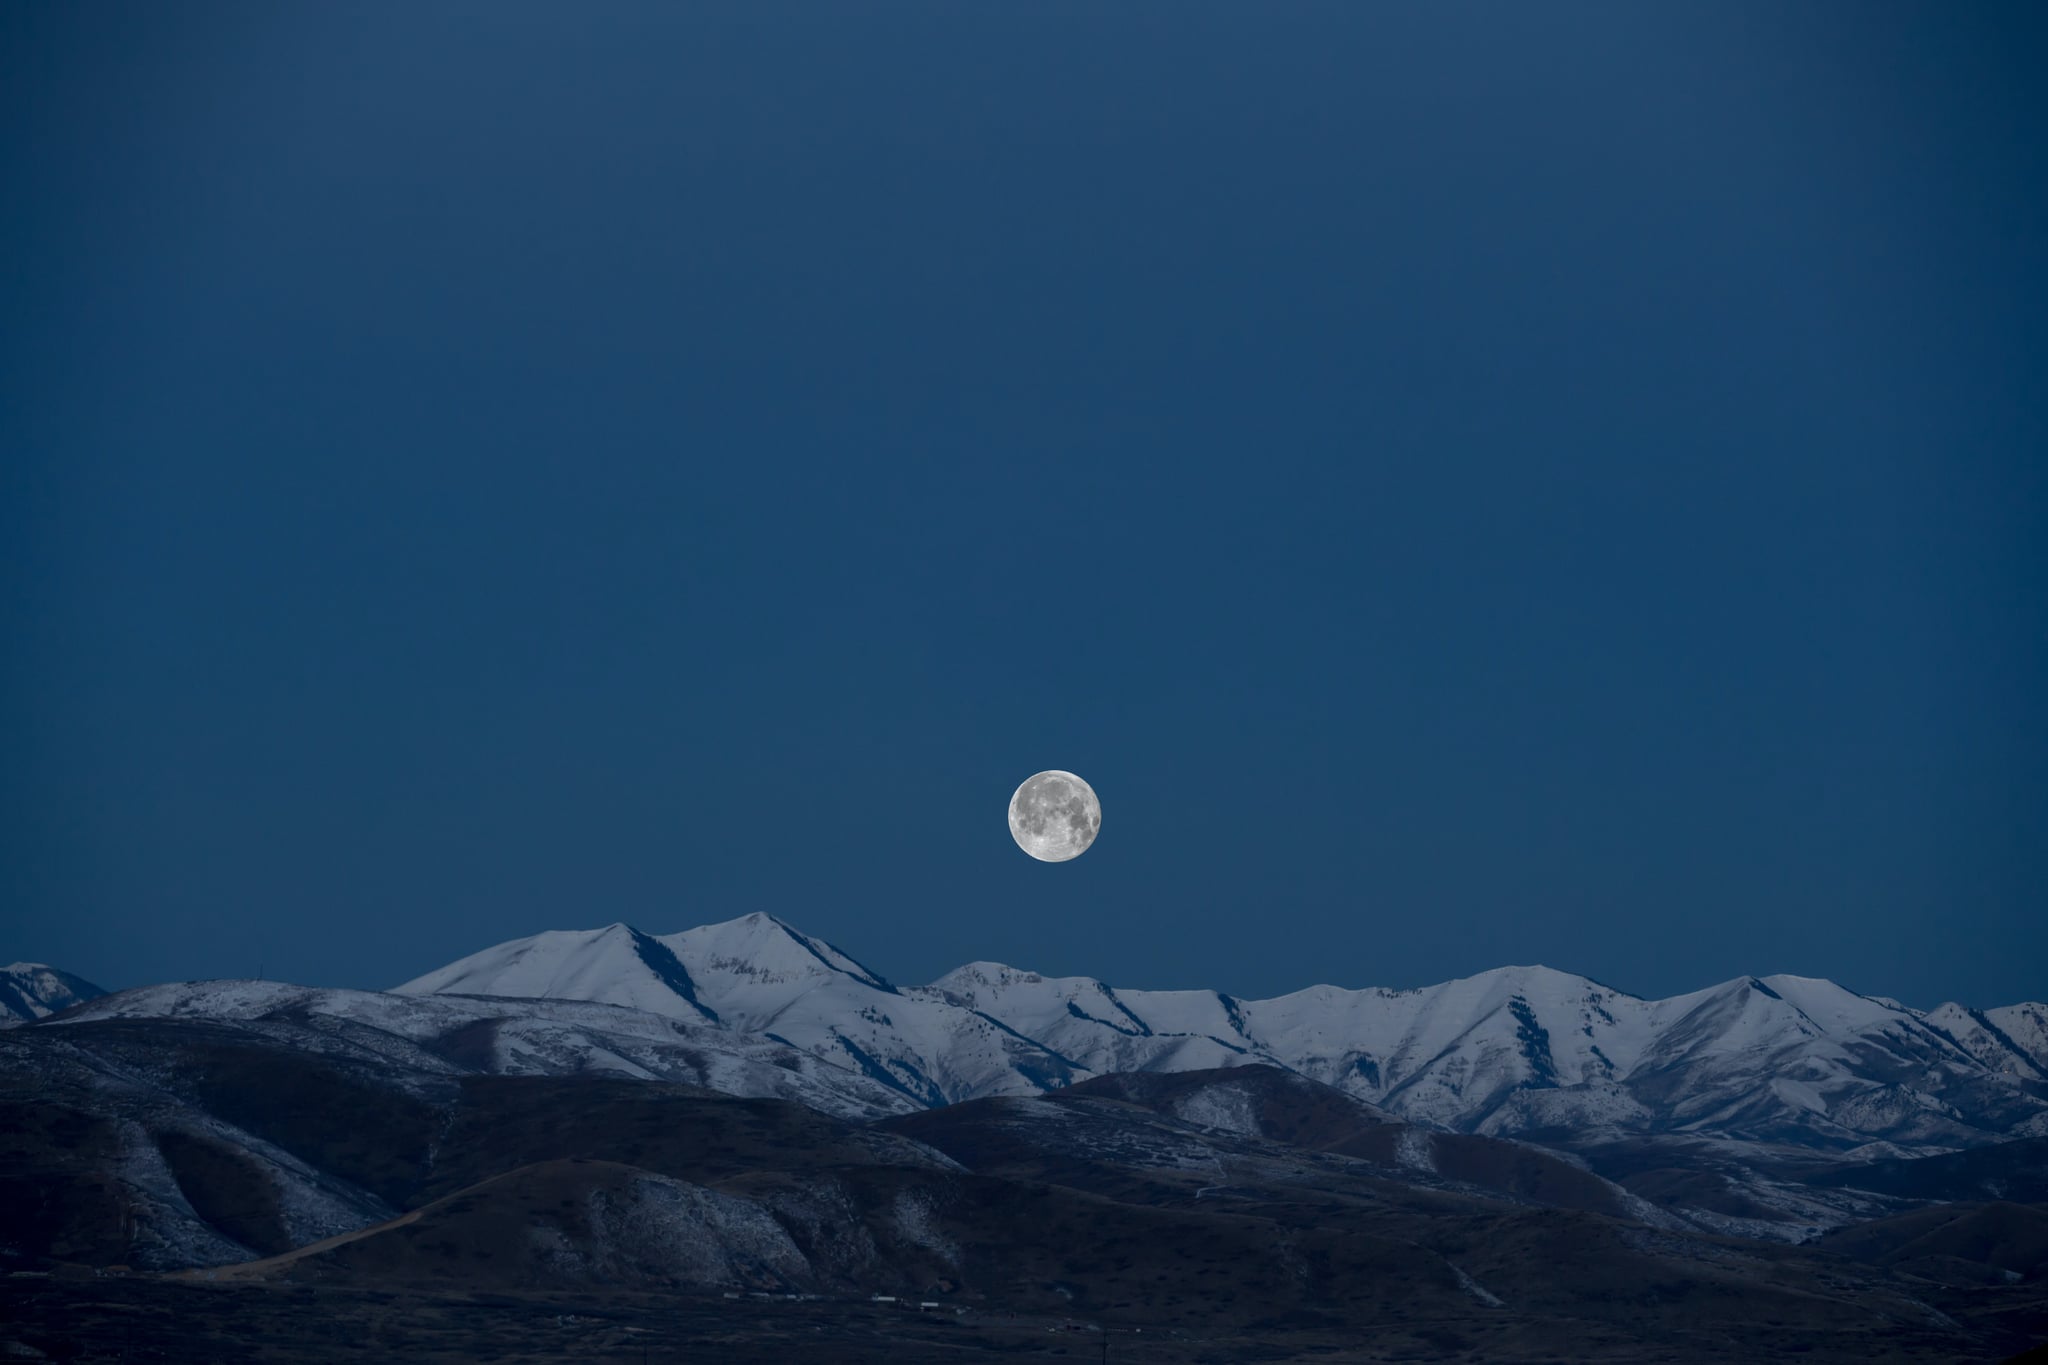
[1,962,105,1024]
[397,917,1079,1107]
[390,914,2048,1154]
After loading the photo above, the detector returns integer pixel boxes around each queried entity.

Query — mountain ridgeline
[384,914,2048,1155]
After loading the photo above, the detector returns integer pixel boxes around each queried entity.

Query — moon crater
[1008,770,1101,863]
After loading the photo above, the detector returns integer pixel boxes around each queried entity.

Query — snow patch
[1394,1127,1435,1174]
[1169,1084,1262,1137]
[1450,1263,1502,1307]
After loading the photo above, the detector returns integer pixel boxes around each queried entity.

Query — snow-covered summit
[659,912,894,1021]
[1,962,105,1025]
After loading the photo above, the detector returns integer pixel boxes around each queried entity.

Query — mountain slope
[962,1064,1661,1224]
[1803,1136,2048,1204]
[1815,1200,2048,1284]
[1,963,105,1024]
[392,924,717,1024]
[57,979,914,1120]
[1927,1000,2048,1082]
[0,1001,939,1273]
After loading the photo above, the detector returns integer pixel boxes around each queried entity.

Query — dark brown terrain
[4,1014,2046,1362]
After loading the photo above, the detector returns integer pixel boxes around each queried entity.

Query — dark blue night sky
[5,3,2043,1007]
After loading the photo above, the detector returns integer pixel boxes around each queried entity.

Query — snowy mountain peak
[0,963,106,1025]
[1925,1000,2048,1081]
[1413,962,1618,1011]
[927,961,1051,999]
[393,923,716,1024]
[936,960,1040,984]
[1746,974,1917,1030]
[659,913,893,1003]
[1462,963,1600,987]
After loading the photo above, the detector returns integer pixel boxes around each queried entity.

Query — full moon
[1008,770,1102,863]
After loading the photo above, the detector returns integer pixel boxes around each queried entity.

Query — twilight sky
[4,3,2043,1008]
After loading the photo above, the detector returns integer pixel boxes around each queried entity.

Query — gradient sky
[5,3,2043,1008]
